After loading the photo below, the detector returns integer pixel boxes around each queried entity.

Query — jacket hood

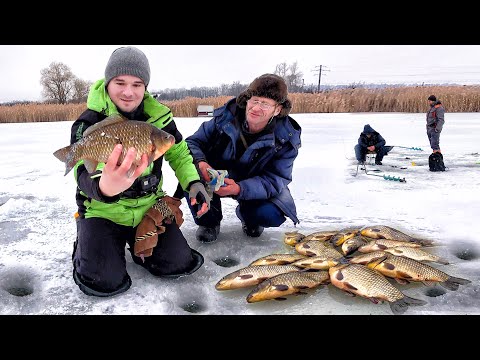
[363,124,376,134]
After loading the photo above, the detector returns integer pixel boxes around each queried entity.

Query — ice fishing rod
[391,145,424,151]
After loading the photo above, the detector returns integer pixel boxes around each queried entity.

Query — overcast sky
[2,45,480,103]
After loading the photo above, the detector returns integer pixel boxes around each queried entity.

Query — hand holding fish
[99,144,149,197]
[197,161,213,182]
[215,178,240,197]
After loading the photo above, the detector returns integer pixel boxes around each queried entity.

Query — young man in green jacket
[69,46,210,297]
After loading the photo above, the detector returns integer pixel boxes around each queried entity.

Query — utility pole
[317,65,322,93]
[312,65,330,93]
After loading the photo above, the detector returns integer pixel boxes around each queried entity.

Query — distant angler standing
[426,95,445,154]
[426,95,446,171]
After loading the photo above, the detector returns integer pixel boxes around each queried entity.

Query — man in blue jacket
[354,124,389,165]
[181,74,302,243]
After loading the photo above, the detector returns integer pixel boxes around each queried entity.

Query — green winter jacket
[74,79,200,227]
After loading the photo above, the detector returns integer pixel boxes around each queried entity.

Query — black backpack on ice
[429,152,446,172]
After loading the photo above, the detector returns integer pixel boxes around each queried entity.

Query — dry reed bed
[1,86,480,123]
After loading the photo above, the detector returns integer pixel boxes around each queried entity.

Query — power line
[313,65,330,92]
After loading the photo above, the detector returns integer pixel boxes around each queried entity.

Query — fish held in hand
[53,114,175,175]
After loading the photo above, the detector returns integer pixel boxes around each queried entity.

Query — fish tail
[53,144,76,176]
[440,276,471,291]
[390,295,427,315]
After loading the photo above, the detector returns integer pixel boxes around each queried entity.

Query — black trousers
[72,217,198,296]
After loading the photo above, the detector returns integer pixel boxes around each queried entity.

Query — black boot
[375,160,382,165]
[196,225,220,243]
[242,223,264,237]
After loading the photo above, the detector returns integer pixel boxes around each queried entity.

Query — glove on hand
[189,181,211,218]
[134,196,184,262]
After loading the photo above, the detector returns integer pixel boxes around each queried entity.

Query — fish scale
[330,263,404,302]
[295,240,343,258]
[215,265,300,290]
[53,115,175,175]
[384,246,449,264]
[372,253,451,282]
[246,271,330,303]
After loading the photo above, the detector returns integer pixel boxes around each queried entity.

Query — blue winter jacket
[186,98,302,225]
[358,124,386,150]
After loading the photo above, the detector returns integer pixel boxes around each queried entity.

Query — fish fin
[296,291,309,296]
[53,144,77,176]
[436,258,450,265]
[394,278,410,285]
[366,255,388,269]
[368,297,380,304]
[257,277,269,282]
[239,274,254,280]
[83,114,127,137]
[84,159,99,174]
[382,262,396,271]
[274,297,288,301]
[414,238,435,246]
[440,276,472,291]
[390,296,427,315]
[397,271,413,279]
[274,284,289,291]
[338,257,350,265]
[294,285,310,290]
[343,291,356,297]
[344,282,358,291]
[422,280,437,287]
[53,144,71,162]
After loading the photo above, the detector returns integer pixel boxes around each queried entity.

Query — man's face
[107,75,145,113]
[245,96,281,129]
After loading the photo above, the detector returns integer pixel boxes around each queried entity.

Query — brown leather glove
[134,196,184,262]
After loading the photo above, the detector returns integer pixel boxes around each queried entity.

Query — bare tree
[71,77,92,103]
[274,62,289,78]
[274,61,304,92]
[40,62,75,104]
[286,62,304,92]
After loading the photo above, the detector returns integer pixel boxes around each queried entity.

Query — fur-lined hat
[236,74,292,117]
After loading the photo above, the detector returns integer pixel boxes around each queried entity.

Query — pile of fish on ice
[214,225,471,315]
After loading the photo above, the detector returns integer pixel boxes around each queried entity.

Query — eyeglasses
[247,99,277,111]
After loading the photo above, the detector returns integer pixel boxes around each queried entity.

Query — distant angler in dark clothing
[426,95,445,153]
[354,124,390,165]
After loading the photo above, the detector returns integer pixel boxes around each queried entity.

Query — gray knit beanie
[104,46,150,87]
